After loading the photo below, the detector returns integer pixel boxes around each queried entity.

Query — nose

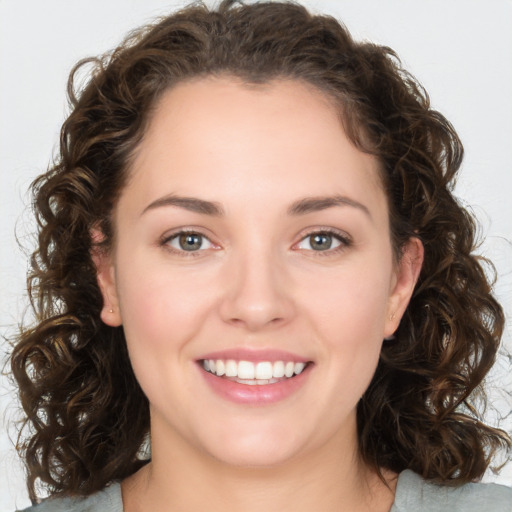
[219,247,295,331]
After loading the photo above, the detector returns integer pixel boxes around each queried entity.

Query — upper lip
[197,348,311,363]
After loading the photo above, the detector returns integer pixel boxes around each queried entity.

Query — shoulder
[392,470,512,512]
[15,482,123,512]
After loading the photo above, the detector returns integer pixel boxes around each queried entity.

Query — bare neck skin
[121,418,397,512]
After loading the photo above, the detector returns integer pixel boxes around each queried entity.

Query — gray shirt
[17,470,512,511]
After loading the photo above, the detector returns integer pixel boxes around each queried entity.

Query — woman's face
[96,77,422,468]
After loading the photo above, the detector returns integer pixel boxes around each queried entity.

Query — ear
[90,228,122,327]
[384,237,424,338]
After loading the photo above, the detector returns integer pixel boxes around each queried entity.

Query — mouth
[197,355,313,404]
[200,359,310,386]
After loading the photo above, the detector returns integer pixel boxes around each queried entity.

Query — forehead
[122,77,385,219]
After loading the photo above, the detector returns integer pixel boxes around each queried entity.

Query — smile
[202,359,307,385]
[198,354,313,404]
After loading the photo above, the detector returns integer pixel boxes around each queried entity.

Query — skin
[95,77,423,512]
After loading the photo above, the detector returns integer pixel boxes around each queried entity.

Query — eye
[165,231,214,252]
[296,231,348,252]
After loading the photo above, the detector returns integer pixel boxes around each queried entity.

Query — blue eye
[296,232,346,252]
[166,232,214,252]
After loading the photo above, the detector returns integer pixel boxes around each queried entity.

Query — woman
[11,1,511,510]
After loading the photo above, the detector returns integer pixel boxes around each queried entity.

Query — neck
[122,427,397,512]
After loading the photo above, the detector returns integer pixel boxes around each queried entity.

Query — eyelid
[293,227,352,252]
[158,226,351,255]
[159,228,219,254]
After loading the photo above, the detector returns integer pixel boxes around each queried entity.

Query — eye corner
[293,228,352,254]
[159,229,220,255]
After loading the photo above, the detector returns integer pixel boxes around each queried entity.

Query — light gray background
[1,0,511,509]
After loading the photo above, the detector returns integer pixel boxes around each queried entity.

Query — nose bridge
[220,236,293,330]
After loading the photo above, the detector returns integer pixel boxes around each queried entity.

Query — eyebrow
[287,195,371,218]
[141,195,225,216]
[141,193,371,219]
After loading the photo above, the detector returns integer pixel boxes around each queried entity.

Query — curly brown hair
[11,0,510,501]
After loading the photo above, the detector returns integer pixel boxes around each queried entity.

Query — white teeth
[256,362,273,380]
[294,362,306,375]
[225,359,237,377]
[238,379,259,386]
[216,359,225,376]
[235,378,279,385]
[203,358,308,382]
[272,361,285,378]
[238,361,255,379]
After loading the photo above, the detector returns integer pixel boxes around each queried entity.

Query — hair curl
[11,0,510,501]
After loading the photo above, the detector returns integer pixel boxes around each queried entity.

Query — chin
[199,421,306,469]
[210,443,300,469]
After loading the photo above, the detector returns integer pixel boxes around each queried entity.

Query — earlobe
[384,237,424,338]
[90,228,122,327]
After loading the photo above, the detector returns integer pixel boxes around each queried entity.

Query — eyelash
[159,227,352,256]
[160,229,217,257]
[294,227,352,256]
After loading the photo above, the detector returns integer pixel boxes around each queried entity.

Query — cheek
[300,259,392,395]
[304,260,392,342]
[113,262,217,406]
[114,261,215,354]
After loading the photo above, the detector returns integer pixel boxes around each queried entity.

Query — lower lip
[199,364,312,405]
